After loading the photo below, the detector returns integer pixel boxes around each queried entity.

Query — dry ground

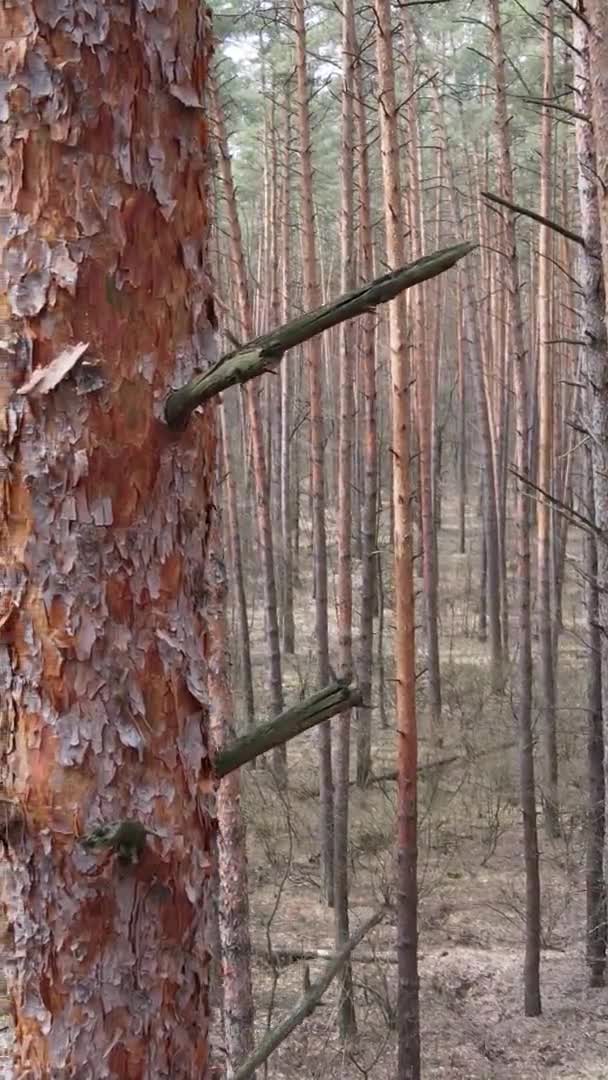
[237,492,608,1079]
[1,494,606,1079]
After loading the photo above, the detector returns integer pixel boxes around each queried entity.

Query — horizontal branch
[165,241,476,428]
[214,681,362,778]
[233,908,386,1080]
[481,190,584,248]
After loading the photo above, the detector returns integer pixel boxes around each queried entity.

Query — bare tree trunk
[333,0,357,1035]
[374,0,420,1073]
[585,447,606,987]
[207,534,256,1075]
[575,3,608,989]
[458,314,467,554]
[536,0,560,839]
[489,0,542,1017]
[0,3,216,1072]
[354,33,377,788]
[404,20,441,731]
[280,103,296,655]
[293,0,334,904]
[586,1,608,292]
[432,83,503,686]
[220,398,256,735]
[210,72,287,786]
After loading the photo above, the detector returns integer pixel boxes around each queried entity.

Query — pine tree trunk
[210,71,287,786]
[293,0,334,904]
[207,533,256,1073]
[432,84,503,686]
[404,25,441,731]
[490,0,542,1017]
[374,0,420,1073]
[584,447,606,987]
[220,399,256,735]
[0,4,216,1072]
[354,33,377,788]
[586,1,608,292]
[333,0,357,1034]
[280,104,296,655]
[575,5,608,989]
[536,0,560,839]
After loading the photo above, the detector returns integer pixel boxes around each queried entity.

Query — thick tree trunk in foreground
[0,3,216,1075]
[490,0,542,1017]
[374,0,420,1073]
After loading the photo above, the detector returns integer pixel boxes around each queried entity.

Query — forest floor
[1,495,606,1079]
[237,492,608,1079]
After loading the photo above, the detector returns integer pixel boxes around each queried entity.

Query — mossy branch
[214,681,361,778]
[165,241,476,428]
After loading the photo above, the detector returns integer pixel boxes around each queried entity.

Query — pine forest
[2,0,608,1077]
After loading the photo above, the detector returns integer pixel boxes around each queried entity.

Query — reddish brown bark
[0,3,216,1074]
[374,0,420,1073]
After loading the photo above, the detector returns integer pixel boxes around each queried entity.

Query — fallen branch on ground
[232,908,387,1080]
[253,943,397,968]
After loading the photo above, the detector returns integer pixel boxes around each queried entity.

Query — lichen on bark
[0,2,218,1076]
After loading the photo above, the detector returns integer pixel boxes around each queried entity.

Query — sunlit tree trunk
[489,0,541,1017]
[374,0,420,1073]
[293,0,334,904]
[536,0,560,839]
[0,3,216,1073]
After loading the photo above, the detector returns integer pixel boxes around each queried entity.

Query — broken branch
[481,190,584,247]
[233,908,386,1080]
[165,241,475,428]
[214,681,362,778]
